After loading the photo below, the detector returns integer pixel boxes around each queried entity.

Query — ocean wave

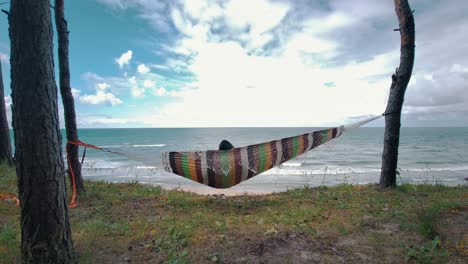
[136,166,158,169]
[99,145,129,148]
[90,144,166,148]
[400,165,468,172]
[80,157,468,175]
[264,168,381,175]
[81,158,137,169]
[264,165,468,175]
[281,162,303,167]
[132,144,166,147]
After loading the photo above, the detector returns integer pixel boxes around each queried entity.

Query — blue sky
[1,0,468,128]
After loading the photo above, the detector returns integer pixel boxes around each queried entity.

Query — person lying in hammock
[219,139,234,150]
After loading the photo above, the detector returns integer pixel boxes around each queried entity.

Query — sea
[10,127,468,194]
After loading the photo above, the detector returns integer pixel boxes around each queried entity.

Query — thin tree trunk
[55,0,85,193]
[9,0,75,262]
[0,61,13,165]
[380,0,415,187]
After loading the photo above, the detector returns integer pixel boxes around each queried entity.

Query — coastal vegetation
[1,163,466,263]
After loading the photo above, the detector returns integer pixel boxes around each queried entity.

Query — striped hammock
[162,126,345,188]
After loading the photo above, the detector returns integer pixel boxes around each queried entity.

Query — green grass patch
[416,201,463,239]
[1,166,467,263]
[401,236,448,264]
[0,221,21,263]
[0,162,16,195]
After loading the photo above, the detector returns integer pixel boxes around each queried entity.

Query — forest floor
[0,163,467,263]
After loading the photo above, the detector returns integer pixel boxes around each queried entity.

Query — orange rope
[0,194,19,205]
[66,145,79,208]
[67,139,115,208]
[1,139,108,208]
[68,140,113,152]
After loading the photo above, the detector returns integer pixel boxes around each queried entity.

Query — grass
[417,201,463,239]
[401,237,448,264]
[1,162,467,263]
[0,163,20,263]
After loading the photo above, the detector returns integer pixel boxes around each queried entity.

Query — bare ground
[89,205,467,264]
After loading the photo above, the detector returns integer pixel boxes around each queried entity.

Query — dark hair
[219,140,234,150]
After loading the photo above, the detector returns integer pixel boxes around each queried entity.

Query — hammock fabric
[162,126,344,188]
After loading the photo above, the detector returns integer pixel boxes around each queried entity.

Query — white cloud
[77,114,128,127]
[143,80,155,88]
[167,90,187,97]
[184,0,223,20]
[151,64,170,71]
[154,87,167,96]
[87,117,128,124]
[71,88,81,97]
[84,72,182,99]
[137,64,150,74]
[97,82,110,90]
[165,59,190,72]
[82,72,105,83]
[115,50,133,68]
[406,67,468,108]
[79,90,123,106]
[153,86,188,97]
[450,64,468,73]
[89,117,127,124]
[138,40,391,127]
[128,76,144,98]
[4,96,11,107]
[224,0,289,35]
[284,34,337,58]
[131,86,145,98]
[4,96,12,128]
[128,76,156,97]
[128,76,137,84]
[0,52,9,63]
[96,0,468,127]
[302,13,353,35]
[423,74,433,81]
[96,0,391,127]
[78,73,125,105]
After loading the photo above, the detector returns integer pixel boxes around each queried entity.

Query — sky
[1,0,468,128]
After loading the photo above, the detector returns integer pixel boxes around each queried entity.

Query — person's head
[219,140,234,150]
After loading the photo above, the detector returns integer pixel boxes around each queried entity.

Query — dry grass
[1,163,467,263]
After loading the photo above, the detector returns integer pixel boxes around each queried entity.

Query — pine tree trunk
[380,0,415,187]
[0,61,13,165]
[55,0,85,193]
[9,0,75,262]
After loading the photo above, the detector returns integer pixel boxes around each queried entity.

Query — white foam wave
[281,162,303,167]
[81,157,468,176]
[100,145,129,148]
[136,166,158,169]
[132,144,166,147]
[81,158,135,169]
[400,165,468,172]
[264,165,468,175]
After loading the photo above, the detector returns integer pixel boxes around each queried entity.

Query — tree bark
[0,61,13,165]
[9,0,75,262]
[55,0,85,193]
[380,0,415,187]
